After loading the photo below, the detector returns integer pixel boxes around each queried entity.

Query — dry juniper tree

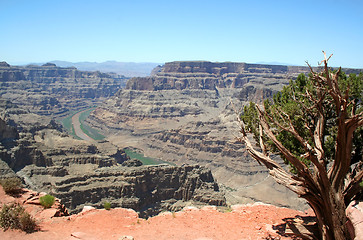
[238,52,363,240]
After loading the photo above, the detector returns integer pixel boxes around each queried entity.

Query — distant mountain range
[27,61,297,77]
[33,61,162,77]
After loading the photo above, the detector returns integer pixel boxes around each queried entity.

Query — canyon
[1,60,361,216]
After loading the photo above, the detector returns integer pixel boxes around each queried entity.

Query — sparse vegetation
[18,211,37,233]
[219,206,233,213]
[224,186,237,192]
[0,203,37,233]
[39,194,55,209]
[103,201,111,210]
[0,177,22,195]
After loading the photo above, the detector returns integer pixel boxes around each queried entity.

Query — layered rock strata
[0,97,127,169]
[0,99,225,217]
[0,62,128,116]
[18,164,226,216]
[127,61,306,91]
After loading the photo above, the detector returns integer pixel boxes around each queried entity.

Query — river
[71,110,94,141]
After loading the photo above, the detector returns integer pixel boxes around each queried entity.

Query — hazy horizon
[6,59,294,67]
[1,0,362,68]
[7,59,363,70]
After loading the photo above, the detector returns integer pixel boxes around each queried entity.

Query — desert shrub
[0,203,23,230]
[0,203,37,233]
[19,212,37,233]
[103,201,111,210]
[39,194,55,208]
[0,177,22,195]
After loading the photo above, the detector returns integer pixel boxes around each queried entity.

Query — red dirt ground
[0,186,313,240]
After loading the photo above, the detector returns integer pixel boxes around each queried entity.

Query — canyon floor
[0,186,314,240]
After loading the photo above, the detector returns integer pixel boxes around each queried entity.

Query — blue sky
[1,0,362,67]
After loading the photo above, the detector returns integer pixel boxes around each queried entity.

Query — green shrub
[0,203,37,233]
[103,201,111,210]
[39,194,55,208]
[0,178,22,195]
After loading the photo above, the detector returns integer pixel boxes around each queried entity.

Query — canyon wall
[18,164,226,216]
[0,62,128,115]
[126,61,305,91]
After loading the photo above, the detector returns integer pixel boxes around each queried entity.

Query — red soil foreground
[0,186,314,240]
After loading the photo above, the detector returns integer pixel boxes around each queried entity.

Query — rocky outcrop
[0,62,128,116]
[0,111,52,171]
[18,164,226,217]
[0,186,69,218]
[0,118,18,141]
[0,159,17,179]
[0,99,56,170]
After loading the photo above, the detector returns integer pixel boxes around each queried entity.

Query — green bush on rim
[39,194,55,208]
[103,201,111,210]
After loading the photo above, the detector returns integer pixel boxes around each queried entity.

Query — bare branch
[255,105,313,178]
[237,130,307,195]
[319,51,333,66]
[344,168,363,204]
[258,124,268,155]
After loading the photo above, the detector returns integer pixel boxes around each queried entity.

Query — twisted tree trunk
[237,52,363,239]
